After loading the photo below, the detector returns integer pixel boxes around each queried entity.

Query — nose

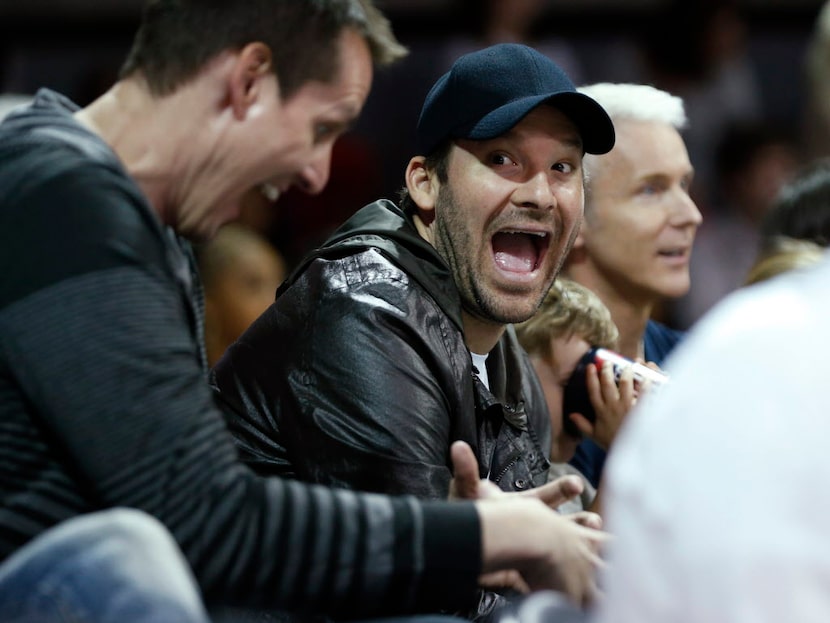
[670,189,703,228]
[513,171,556,210]
[296,147,333,196]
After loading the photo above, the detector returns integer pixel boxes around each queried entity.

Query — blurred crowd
[1,0,827,334]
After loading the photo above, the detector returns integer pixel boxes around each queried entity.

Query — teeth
[504,230,548,237]
[260,183,280,202]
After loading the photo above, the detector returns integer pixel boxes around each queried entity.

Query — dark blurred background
[2,0,827,326]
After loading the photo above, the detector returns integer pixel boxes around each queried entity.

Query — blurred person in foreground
[593,190,830,623]
[0,1,605,620]
[561,82,701,489]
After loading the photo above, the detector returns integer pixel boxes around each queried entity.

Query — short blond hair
[515,278,619,360]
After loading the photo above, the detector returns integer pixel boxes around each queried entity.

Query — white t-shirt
[470,352,490,391]
[596,252,830,623]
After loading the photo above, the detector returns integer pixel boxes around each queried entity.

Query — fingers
[574,574,603,609]
[478,500,607,609]
[643,360,664,374]
[617,364,635,404]
[585,360,637,450]
[531,522,607,608]
[520,474,584,507]
[584,362,603,405]
[587,360,625,410]
[478,569,531,594]
[566,528,609,608]
[449,440,481,500]
[564,510,603,530]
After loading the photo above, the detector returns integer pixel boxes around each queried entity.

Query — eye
[552,162,575,174]
[639,180,666,196]
[489,152,518,167]
[314,123,335,143]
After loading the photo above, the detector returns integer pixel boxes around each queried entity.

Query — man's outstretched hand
[449,440,601,529]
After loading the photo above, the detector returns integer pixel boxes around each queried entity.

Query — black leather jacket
[212,199,551,499]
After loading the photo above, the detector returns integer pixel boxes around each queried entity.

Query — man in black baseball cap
[214,43,611,617]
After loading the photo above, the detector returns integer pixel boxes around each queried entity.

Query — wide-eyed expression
[431,105,585,325]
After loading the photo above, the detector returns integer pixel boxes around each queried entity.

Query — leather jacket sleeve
[212,252,476,499]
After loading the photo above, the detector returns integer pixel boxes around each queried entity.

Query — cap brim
[463,92,615,155]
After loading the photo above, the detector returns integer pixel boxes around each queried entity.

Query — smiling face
[577,118,701,304]
[250,28,374,204]
[182,28,373,240]
[423,105,585,328]
[530,334,591,462]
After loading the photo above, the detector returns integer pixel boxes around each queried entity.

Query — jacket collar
[279,199,465,331]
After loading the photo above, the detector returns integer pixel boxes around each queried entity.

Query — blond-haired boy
[516,278,641,512]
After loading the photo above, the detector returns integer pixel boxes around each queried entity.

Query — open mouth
[491,230,550,274]
[658,247,688,259]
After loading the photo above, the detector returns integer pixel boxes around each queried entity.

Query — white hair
[578,82,688,130]
[578,83,688,205]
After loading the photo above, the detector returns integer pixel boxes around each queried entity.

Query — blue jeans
[0,508,210,623]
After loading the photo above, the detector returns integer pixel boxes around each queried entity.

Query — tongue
[492,232,537,273]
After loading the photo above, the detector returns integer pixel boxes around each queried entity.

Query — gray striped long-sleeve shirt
[0,89,481,618]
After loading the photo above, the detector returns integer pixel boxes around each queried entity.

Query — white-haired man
[562,83,702,489]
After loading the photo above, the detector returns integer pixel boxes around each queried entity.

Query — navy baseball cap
[416,43,615,156]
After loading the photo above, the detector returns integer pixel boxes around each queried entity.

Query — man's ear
[229,42,273,120]
[405,156,439,224]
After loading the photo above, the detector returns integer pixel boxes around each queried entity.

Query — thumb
[449,440,482,500]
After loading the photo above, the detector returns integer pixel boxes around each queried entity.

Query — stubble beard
[434,184,557,327]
